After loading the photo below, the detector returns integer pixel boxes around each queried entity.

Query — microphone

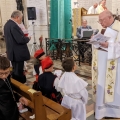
[93,29,99,35]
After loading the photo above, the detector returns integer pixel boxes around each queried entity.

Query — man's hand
[99,42,108,48]
[90,34,94,39]
[28,37,31,40]
[19,97,29,106]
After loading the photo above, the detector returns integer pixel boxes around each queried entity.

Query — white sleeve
[87,8,91,14]
[80,88,88,104]
[53,77,62,92]
[39,66,43,75]
[108,40,120,60]
[103,27,120,60]
[54,70,62,79]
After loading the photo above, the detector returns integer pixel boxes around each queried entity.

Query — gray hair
[11,10,23,18]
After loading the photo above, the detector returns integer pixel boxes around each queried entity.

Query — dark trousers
[11,61,26,83]
[78,41,85,62]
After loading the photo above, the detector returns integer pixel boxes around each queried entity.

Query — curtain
[50,0,72,40]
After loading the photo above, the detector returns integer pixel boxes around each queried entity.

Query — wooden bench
[11,78,71,120]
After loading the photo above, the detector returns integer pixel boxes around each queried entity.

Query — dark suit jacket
[76,25,92,38]
[4,20,30,61]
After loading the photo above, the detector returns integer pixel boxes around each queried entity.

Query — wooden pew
[11,78,71,120]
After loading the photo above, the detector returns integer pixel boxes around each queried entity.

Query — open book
[87,27,118,51]
[87,33,110,51]
[87,33,110,46]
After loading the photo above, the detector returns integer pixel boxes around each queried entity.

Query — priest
[92,10,120,119]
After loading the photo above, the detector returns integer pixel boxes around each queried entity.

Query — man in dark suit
[76,19,92,38]
[4,10,31,83]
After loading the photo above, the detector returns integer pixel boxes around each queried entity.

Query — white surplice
[95,27,120,119]
[58,72,88,120]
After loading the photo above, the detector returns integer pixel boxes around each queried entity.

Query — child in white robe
[58,57,88,120]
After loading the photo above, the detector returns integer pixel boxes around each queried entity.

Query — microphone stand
[30,21,39,55]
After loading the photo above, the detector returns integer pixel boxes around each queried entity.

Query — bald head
[99,10,113,18]
[82,19,87,27]
[93,3,98,8]
[99,10,114,28]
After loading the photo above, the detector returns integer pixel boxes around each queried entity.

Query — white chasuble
[92,20,120,119]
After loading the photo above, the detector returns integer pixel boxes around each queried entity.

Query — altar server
[58,57,88,120]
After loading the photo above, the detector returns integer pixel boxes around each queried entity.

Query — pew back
[11,78,71,120]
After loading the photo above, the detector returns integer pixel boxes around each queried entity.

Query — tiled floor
[0,40,119,120]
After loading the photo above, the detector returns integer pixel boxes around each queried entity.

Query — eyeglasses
[0,71,10,76]
[97,19,106,24]
[98,16,110,24]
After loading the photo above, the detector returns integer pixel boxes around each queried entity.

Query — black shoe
[104,117,114,119]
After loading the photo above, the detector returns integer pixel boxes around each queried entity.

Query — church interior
[0,0,120,120]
